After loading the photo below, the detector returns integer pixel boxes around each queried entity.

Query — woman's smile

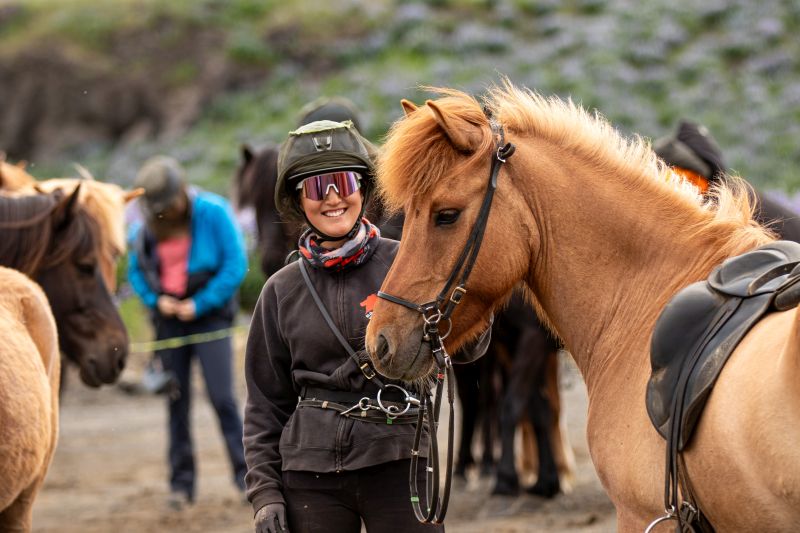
[323,207,347,217]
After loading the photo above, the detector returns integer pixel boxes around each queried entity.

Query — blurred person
[243,120,491,533]
[654,120,800,239]
[127,155,248,509]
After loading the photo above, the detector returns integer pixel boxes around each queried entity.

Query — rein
[377,120,515,523]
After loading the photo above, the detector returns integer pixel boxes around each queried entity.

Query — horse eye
[435,209,461,226]
[77,263,96,276]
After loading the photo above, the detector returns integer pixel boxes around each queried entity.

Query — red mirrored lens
[300,171,361,201]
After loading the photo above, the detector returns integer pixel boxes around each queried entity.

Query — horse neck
[512,143,763,395]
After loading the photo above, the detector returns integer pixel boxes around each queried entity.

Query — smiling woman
[243,118,492,533]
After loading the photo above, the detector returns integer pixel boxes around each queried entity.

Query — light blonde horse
[365,83,800,532]
[0,266,60,532]
[0,161,142,291]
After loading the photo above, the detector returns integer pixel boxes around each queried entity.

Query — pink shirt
[157,235,191,297]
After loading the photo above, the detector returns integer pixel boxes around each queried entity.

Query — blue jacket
[128,189,247,319]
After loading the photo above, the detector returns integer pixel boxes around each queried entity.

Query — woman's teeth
[324,208,345,217]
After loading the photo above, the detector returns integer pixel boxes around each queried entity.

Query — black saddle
[647,240,800,450]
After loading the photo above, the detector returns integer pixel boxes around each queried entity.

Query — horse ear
[241,144,254,165]
[73,163,95,181]
[400,99,418,116]
[426,100,482,153]
[52,183,82,230]
[124,187,145,203]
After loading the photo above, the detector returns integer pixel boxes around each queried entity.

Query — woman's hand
[157,295,179,317]
[175,299,196,321]
[254,503,288,533]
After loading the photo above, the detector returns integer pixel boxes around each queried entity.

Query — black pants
[284,459,444,533]
[156,317,247,499]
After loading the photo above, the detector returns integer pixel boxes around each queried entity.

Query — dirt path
[33,342,616,533]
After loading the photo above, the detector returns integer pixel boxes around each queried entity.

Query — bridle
[376,118,515,523]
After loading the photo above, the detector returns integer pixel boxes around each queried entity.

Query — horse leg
[491,381,522,496]
[0,480,40,533]
[453,362,480,479]
[478,351,498,476]
[525,355,560,498]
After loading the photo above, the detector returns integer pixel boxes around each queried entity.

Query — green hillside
[2,0,800,195]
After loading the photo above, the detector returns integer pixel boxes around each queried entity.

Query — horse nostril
[375,334,390,362]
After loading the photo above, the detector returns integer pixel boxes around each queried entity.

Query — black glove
[255,503,288,533]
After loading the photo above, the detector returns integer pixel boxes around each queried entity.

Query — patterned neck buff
[298,217,380,272]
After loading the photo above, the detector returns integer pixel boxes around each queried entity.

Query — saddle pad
[647,240,800,449]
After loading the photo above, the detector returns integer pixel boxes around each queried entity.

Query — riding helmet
[275,120,377,226]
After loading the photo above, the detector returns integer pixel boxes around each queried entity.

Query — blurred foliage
[2,0,800,192]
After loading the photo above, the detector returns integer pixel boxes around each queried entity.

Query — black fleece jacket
[243,237,490,514]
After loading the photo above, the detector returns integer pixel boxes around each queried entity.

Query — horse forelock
[377,88,495,214]
[37,179,127,258]
[43,207,102,270]
[0,193,60,273]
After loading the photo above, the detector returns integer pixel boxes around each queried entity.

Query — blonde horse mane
[1,162,134,289]
[379,82,773,255]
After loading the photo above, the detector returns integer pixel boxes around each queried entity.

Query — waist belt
[299,386,422,424]
[301,386,412,404]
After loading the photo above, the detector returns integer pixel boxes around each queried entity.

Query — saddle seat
[647,240,800,450]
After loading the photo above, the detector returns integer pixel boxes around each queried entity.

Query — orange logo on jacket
[360,293,378,319]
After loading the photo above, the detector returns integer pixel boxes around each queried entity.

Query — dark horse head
[233,144,296,276]
[0,186,129,386]
[233,143,399,277]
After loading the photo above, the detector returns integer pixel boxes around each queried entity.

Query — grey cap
[297,96,363,131]
[134,156,185,216]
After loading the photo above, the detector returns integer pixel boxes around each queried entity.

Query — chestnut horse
[365,83,800,531]
[0,187,129,387]
[0,266,60,533]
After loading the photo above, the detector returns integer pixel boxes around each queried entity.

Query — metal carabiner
[340,397,372,416]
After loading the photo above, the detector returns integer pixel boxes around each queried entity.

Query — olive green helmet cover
[275,120,377,221]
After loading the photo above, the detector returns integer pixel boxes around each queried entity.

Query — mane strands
[485,80,772,252]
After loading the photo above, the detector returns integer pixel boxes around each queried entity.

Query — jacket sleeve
[126,223,159,309]
[191,200,248,317]
[451,313,494,364]
[243,281,297,514]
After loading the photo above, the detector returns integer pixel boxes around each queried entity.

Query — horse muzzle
[369,327,436,381]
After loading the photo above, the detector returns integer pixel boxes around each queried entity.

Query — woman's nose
[324,187,342,202]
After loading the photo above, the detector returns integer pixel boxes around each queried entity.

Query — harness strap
[299,259,383,384]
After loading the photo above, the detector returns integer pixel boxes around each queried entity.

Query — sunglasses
[297,171,362,201]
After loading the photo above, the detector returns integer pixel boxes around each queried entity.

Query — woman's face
[300,183,363,246]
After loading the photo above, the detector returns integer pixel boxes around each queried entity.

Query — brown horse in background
[0,187,129,386]
[366,83,800,531]
[0,266,60,532]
